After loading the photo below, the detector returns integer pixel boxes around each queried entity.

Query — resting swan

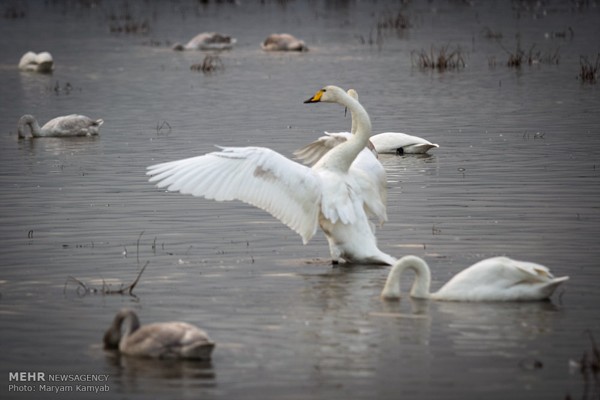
[18,51,54,73]
[294,89,387,223]
[173,32,237,51]
[295,89,438,155]
[261,33,308,51]
[370,132,439,155]
[103,309,215,360]
[381,255,569,301]
[147,85,395,265]
[17,114,103,139]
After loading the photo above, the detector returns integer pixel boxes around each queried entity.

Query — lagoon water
[1,1,599,399]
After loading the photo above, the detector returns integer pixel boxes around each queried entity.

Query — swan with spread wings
[147,85,395,265]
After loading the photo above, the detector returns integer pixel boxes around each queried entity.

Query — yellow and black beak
[304,89,325,103]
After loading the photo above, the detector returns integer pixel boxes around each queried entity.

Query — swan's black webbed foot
[331,260,339,265]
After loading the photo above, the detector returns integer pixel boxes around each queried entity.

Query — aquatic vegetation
[481,26,503,40]
[48,80,77,96]
[412,45,465,71]
[362,9,410,48]
[508,45,560,67]
[3,2,26,19]
[63,232,148,298]
[64,262,147,298]
[545,27,574,39]
[566,331,600,400]
[190,54,225,74]
[502,38,560,68]
[578,54,599,84]
[155,120,172,136]
[107,1,150,34]
[377,10,411,31]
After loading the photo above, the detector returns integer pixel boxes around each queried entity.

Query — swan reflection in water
[104,350,216,393]
[295,264,564,374]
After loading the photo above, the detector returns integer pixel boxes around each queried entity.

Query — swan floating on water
[261,33,308,51]
[370,131,439,155]
[147,85,395,265]
[296,89,437,155]
[17,114,103,138]
[18,51,54,73]
[173,32,237,51]
[381,255,569,301]
[103,308,215,360]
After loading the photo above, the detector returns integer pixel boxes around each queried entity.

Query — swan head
[103,308,140,350]
[347,89,358,100]
[304,85,348,104]
[17,114,37,138]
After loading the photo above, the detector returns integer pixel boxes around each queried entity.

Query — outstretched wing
[294,132,351,165]
[294,132,378,166]
[294,132,386,223]
[147,146,322,244]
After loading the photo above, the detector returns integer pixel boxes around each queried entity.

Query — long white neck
[17,115,42,138]
[381,255,432,299]
[319,95,371,172]
[347,89,358,135]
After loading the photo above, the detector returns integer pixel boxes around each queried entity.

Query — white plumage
[294,89,387,224]
[147,85,395,265]
[18,51,54,73]
[261,33,308,51]
[172,32,237,51]
[381,255,569,301]
[370,131,439,155]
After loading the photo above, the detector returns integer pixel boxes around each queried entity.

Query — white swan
[295,89,437,156]
[103,308,215,360]
[17,114,103,139]
[173,32,237,51]
[147,85,395,265]
[294,89,387,224]
[381,255,569,301]
[18,51,54,73]
[261,33,308,51]
[370,131,439,155]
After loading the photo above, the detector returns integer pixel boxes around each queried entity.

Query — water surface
[1,1,599,399]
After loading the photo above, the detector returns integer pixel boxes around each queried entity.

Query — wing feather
[147,146,322,243]
[294,132,387,224]
[294,132,349,166]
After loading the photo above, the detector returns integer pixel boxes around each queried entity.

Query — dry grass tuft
[377,10,411,31]
[191,54,225,74]
[412,45,465,71]
[503,39,560,68]
[578,54,599,84]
